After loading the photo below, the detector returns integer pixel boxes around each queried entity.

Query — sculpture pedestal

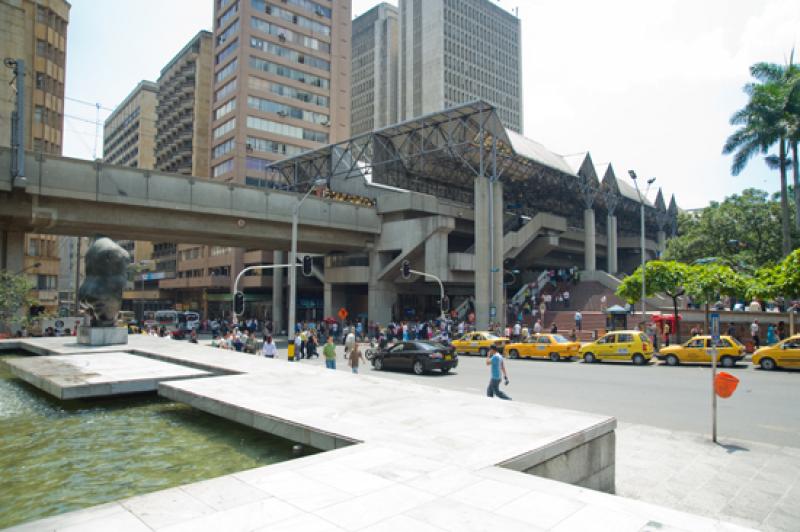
[77,326,128,346]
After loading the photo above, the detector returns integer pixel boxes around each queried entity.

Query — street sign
[338,307,348,321]
[710,312,720,343]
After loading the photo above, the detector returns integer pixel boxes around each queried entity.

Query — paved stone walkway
[616,423,800,532]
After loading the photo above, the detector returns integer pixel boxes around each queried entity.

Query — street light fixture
[14,262,41,275]
[288,178,327,338]
[629,171,655,325]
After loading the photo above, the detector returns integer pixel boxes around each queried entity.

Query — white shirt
[262,341,277,357]
[575,312,582,321]
[513,323,521,335]
[750,323,759,336]
[533,322,542,334]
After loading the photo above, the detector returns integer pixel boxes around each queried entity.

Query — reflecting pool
[0,353,309,528]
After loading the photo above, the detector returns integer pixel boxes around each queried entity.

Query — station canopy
[263,101,641,225]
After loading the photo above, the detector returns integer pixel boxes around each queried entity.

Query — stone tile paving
[616,423,800,531]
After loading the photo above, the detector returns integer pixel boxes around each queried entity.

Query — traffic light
[302,255,313,276]
[441,296,450,312]
[401,260,411,279]
[233,291,245,315]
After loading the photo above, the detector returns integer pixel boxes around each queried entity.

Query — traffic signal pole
[400,261,448,323]
[232,259,313,324]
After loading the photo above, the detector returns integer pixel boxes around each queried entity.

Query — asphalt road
[298,348,800,447]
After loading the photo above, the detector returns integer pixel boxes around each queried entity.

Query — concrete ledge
[77,326,128,346]
[522,431,616,493]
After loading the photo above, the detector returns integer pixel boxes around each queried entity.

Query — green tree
[0,271,36,334]
[723,56,800,255]
[616,261,690,342]
[663,188,796,271]
[685,264,748,333]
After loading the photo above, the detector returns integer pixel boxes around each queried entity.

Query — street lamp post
[629,171,655,325]
[288,178,326,339]
[14,262,41,275]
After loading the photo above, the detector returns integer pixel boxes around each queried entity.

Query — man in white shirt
[344,328,356,358]
[512,322,521,341]
[533,320,542,334]
[750,320,761,348]
[262,336,277,358]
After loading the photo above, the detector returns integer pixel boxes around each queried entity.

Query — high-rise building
[350,2,398,136]
[210,0,352,187]
[103,80,158,168]
[155,30,213,177]
[0,0,70,314]
[398,0,522,133]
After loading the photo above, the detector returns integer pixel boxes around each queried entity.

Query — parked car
[656,335,745,367]
[505,334,581,361]
[371,341,457,375]
[752,335,800,370]
[450,331,509,356]
[579,330,654,365]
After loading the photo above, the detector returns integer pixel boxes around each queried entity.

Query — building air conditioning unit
[277,110,288,117]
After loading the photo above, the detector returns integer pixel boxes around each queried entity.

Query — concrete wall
[523,431,615,494]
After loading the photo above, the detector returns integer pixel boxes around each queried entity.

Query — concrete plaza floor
[0,337,773,531]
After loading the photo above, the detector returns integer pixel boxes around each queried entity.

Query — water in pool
[0,353,310,528]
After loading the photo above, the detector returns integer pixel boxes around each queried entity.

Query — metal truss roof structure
[264,100,674,232]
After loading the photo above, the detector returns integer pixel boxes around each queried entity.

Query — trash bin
[288,343,295,361]
[714,372,739,398]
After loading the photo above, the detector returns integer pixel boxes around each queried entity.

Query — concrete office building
[0,0,70,314]
[206,0,352,327]
[209,0,352,187]
[398,0,523,133]
[351,2,398,136]
[103,80,158,169]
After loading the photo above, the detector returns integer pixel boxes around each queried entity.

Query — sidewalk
[616,423,800,531]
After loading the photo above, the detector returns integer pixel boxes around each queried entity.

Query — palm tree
[724,55,799,256]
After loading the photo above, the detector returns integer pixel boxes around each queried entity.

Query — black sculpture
[78,237,130,327]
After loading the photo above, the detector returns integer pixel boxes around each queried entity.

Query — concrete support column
[584,209,596,272]
[424,228,450,283]
[0,230,25,273]
[368,250,396,328]
[657,230,666,257]
[272,250,285,334]
[606,215,618,274]
[474,176,491,330]
[323,282,334,320]
[492,179,505,328]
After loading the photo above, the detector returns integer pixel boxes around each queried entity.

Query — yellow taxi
[505,334,581,361]
[450,331,509,356]
[656,335,745,367]
[579,330,654,365]
[752,334,800,370]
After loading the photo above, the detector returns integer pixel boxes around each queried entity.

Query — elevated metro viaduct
[1,102,677,330]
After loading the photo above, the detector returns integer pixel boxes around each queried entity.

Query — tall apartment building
[0,0,70,314]
[155,30,213,177]
[210,0,352,187]
[398,0,522,133]
[103,80,158,168]
[350,2,398,136]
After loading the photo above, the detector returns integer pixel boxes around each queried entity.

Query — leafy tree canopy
[616,261,689,304]
[0,271,36,333]
[663,188,798,272]
[684,264,748,305]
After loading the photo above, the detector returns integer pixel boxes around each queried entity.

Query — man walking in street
[344,327,356,359]
[751,319,761,348]
[323,336,337,370]
[348,343,366,374]
[575,311,583,331]
[485,346,511,400]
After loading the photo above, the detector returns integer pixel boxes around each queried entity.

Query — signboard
[710,312,720,343]
[338,307,348,321]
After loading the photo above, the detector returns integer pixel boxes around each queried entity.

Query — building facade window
[250,16,330,53]
[213,118,237,139]
[214,98,237,120]
[212,138,236,159]
[216,19,240,46]
[212,158,234,177]
[249,36,330,71]
[247,95,328,124]
[246,136,305,157]
[217,1,239,28]
[214,78,238,102]
[215,57,238,83]
[249,56,329,89]
[246,115,328,143]
[215,39,239,65]
[251,0,331,36]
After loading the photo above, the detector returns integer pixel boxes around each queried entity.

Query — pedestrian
[766,324,777,345]
[485,346,511,400]
[569,328,577,341]
[533,319,542,334]
[539,301,547,318]
[512,322,521,341]
[574,311,582,331]
[751,319,761,348]
[550,322,558,334]
[262,335,277,358]
[348,343,366,373]
[563,289,570,308]
[293,333,302,361]
[600,295,607,312]
[777,321,786,340]
[323,336,337,369]
[663,322,671,347]
[344,327,356,359]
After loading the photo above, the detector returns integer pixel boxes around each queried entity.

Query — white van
[154,310,200,332]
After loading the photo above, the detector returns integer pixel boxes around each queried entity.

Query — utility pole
[5,58,26,181]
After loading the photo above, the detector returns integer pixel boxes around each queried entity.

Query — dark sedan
[371,341,457,375]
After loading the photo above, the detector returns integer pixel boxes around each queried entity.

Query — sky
[62,0,800,209]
